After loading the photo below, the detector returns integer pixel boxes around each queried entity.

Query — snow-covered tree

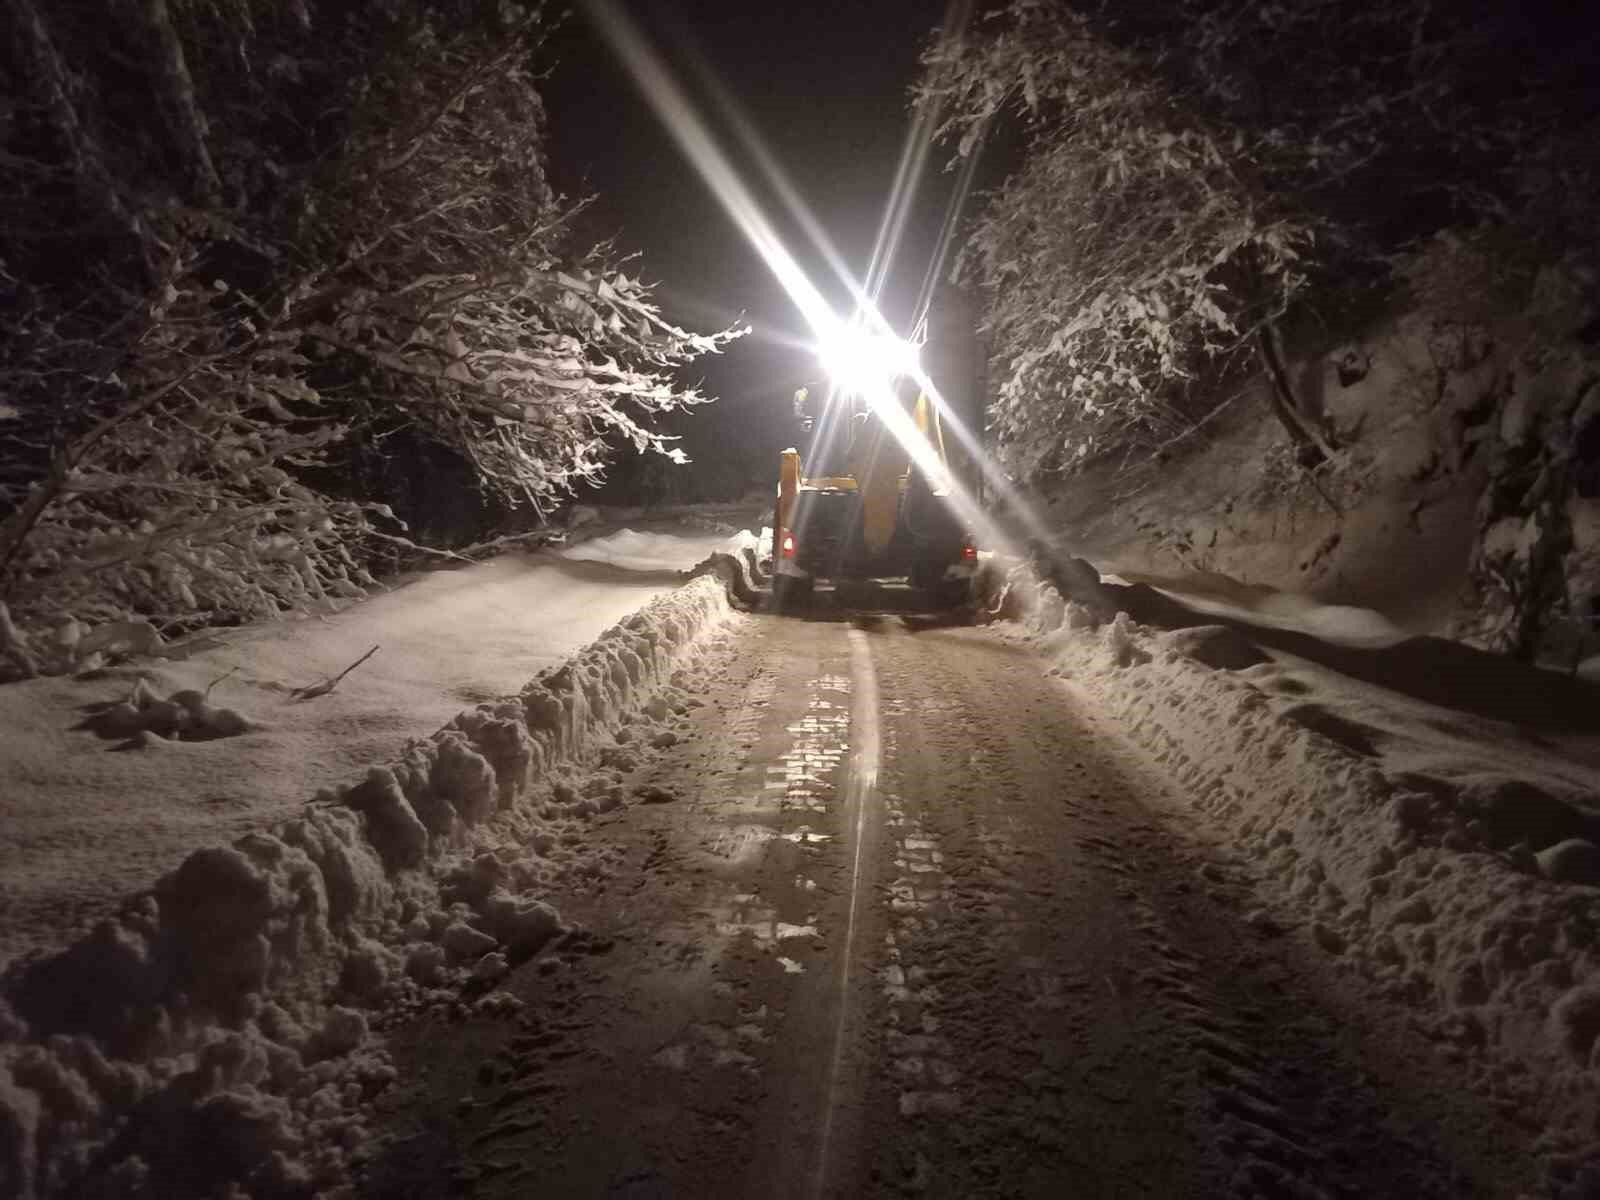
[922,0,1597,482]
[0,0,742,672]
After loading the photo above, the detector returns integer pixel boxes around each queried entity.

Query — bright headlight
[818,328,920,394]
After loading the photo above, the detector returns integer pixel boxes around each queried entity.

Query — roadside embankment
[982,556,1600,1186]
[0,551,761,1199]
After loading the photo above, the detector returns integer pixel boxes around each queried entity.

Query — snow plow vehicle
[771,335,976,610]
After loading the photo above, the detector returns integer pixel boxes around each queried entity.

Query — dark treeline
[0,0,740,674]
[922,0,1598,478]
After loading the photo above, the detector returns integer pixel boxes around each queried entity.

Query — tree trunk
[140,0,222,204]
[0,600,39,678]
[0,358,217,591]
[4,0,155,274]
[1257,321,1337,468]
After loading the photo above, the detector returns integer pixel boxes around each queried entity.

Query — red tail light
[780,530,796,559]
[961,537,977,561]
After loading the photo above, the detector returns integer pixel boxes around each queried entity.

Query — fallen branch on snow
[291,644,379,700]
[204,665,240,699]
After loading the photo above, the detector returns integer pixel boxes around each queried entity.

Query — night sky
[539,1,971,489]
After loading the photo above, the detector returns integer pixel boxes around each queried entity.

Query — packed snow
[558,526,748,575]
[982,555,1600,1176]
[0,529,755,970]
[1107,570,1410,649]
[10,520,1600,1195]
[0,529,765,1199]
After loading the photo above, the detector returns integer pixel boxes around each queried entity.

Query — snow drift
[982,557,1600,1168]
[0,570,738,1199]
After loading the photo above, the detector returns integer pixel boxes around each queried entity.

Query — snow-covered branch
[922,0,1594,480]
[0,0,745,672]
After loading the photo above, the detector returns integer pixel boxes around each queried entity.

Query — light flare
[582,0,840,341]
[907,369,1064,554]
[819,330,920,396]
[584,0,1052,565]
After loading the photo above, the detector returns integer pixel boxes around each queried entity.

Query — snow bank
[682,535,767,612]
[1143,582,1407,649]
[556,525,754,574]
[985,559,1600,1160]
[0,574,736,1199]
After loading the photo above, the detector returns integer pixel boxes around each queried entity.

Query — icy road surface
[0,527,739,967]
[363,610,1531,1198]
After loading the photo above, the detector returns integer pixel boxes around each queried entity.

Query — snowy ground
[0,523,744,969]
[988,556,1600,1190]
[7,518,1600,1197]
[353,568,1600,1198]
[1109,569,1410,648]
[0,519,765,1199]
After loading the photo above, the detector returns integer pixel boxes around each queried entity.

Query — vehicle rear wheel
[912,563,970,612]
[910,562,947,594]
[939,578,975,611]
[770,576,813,613]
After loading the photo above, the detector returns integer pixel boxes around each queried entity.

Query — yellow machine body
[774,384,963,591]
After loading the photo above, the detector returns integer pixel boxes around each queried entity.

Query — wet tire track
[362,615,890,1200]
[852,622,1489,1199]
[361,613,1520,1199]
[856,629,1206,1197]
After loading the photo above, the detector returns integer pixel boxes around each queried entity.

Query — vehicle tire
[910,563,953,604]
[771,576,812,613]
[838,577,876,609]
[940,578,975,613]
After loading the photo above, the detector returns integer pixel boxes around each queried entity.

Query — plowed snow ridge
[0,548,759,1200]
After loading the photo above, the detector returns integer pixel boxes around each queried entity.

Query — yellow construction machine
[771,347,975,608]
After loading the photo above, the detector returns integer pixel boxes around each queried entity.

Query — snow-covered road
[9,545,1600,1199]
[361,610,1536,1198]
[0,526,743,967]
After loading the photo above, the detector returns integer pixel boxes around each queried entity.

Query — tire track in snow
[1069,827,1334,1196]
[806,628,884,1198]
[851,624,1486,1198]
[876,692,962,1123]
[1051,670,1484,1199]
[853,629,1207,1197]
[363,617,868,1199]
